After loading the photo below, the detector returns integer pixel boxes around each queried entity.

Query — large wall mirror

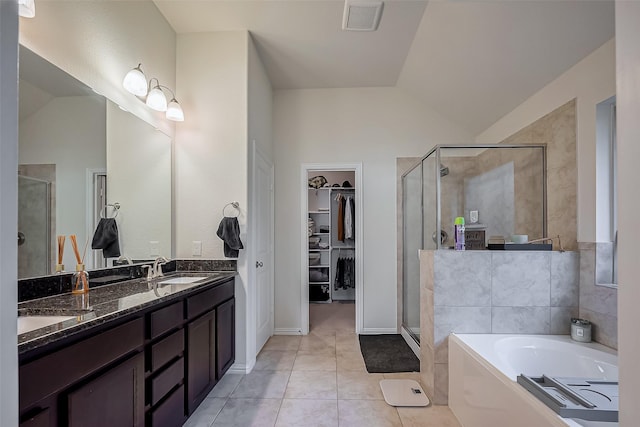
[18,46,172,279]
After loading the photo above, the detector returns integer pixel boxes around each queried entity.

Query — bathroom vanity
[17,271,236,427]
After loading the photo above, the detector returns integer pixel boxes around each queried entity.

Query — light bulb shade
[122,66,148,97]
[146,86,167,112]
[19,0,35,18]
[166,99,184,122]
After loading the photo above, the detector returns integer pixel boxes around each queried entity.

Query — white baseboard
[359,328,397,335]
[228,357,256,374]
[274,328,303,335]
[401,326,421,359]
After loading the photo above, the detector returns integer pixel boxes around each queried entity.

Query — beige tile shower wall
[497,99,577,250]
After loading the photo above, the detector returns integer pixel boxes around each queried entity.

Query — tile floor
[184,302,462,427]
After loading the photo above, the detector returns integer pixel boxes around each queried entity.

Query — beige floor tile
[337,352,367,372]
[335,334,361,353]
[262,335,301,351]
[254,350,297,371]
[275,399,339,427]
[338,400,402,427]
[396,405,461,427]
[299,333,336,355]
[337,371,385,400]
[293,354,337,371]
[207,373,244,398]
[212,398,281,427]
[184,397,227,427]
[231,371,291,399]
[284,370,337,399]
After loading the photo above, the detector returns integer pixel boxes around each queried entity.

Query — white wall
[19,1,176,137]
[0,2,19,424]
[175,31,250,368]
[19,95,106,268]
[273,87,472,332]
[615,2,640,424]
[476,39,616,243]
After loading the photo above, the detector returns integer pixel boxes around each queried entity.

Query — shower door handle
[256,261,263,268]
[18,232,26,246]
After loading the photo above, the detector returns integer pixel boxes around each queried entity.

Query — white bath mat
[380,379,430,407]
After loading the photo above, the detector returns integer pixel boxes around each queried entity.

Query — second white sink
[158,276,208,285]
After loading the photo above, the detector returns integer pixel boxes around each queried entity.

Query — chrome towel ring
[223,201,240,217]
[101,202,121,219]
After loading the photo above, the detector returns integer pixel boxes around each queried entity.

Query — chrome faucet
[141,256,170,281]
[152,256,169,278]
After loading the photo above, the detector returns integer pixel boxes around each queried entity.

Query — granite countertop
[18,271,236,355]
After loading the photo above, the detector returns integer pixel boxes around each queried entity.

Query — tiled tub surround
[578,242,618,349]
[18,259,236,302]
[18,270,236,354]
[419,249,579,404]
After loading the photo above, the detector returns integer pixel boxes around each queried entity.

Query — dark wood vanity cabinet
[216,298,235,378]
[19,277,235,427]
[186,310,217,414]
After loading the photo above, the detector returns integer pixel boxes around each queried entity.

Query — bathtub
[449,334,618,427]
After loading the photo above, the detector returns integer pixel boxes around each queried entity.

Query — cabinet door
[216,298,235,379]
[19,408,50,427]
[67,353,144,427]
[186,311,216,414]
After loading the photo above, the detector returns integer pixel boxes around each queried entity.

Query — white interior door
[255,145,274,352]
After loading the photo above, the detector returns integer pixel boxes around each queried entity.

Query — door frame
[249,141,275,358]
[300,163,363,335]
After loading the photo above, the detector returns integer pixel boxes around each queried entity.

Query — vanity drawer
[187,280,234,319]
[150,357,184,406]
[151,384,185,427]
[149,301,183,339]
[151,329,184,372]
[20,318,144,411]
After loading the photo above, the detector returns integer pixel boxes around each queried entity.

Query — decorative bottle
[454,217,465,251]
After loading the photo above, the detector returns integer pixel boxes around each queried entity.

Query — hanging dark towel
[217,217,244,258]
[91,218,121,258]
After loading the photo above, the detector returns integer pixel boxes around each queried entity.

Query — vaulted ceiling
[154,0,615,134]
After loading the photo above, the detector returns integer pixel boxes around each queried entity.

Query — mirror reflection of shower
[18,173,52,278]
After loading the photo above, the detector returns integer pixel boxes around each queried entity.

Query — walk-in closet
[306,169,358,332]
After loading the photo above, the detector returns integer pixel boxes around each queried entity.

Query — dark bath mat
[359,334,420,373]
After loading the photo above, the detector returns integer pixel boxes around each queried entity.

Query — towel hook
[101,202,121,219]
[223,201,240,218]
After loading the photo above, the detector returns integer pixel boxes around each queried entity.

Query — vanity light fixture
[123,64,184,122]
[146,79,168,112]
[122,64,148,97]
[18,0,36,18]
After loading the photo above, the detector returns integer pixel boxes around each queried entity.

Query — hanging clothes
[336,193,345,241]
[344,196,354,240]
[334,256,355,291]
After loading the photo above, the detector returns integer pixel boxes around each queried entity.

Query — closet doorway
[301,163,363,335]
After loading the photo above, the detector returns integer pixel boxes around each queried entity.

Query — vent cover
[342,0,384,32]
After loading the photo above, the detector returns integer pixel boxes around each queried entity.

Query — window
[595,96,617,286]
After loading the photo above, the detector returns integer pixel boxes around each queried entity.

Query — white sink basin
[158,276,208,285]
[18,315,75,335]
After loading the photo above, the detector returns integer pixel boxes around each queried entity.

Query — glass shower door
[18,175,51,278]
[402,165,423,343]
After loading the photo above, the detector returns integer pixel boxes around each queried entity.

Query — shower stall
[401,144,546,345]
[18,175,52,278]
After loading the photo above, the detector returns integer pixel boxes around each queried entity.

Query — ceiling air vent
[342,0,384,32]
